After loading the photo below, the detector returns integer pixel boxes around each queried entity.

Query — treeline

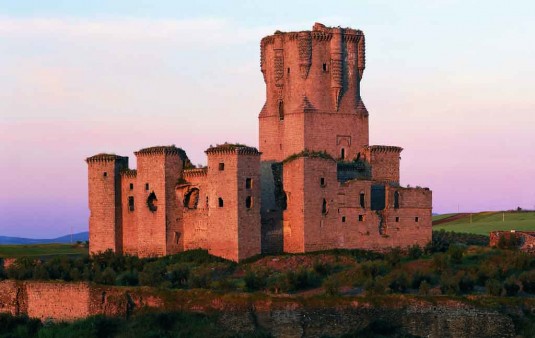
[0,231,534,298]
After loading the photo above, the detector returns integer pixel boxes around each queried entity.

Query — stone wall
[0,280,522,338]
[490,230,535,253]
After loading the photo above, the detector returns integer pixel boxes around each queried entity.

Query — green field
[0,244,88,259]
[433,211,535,235]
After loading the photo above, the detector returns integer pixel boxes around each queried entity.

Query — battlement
[205,143,260,156]
[120,169,137,177]
[134,145,188,159]
[364,145,403,153]
[86,154,127,163]
[183,168,208,177]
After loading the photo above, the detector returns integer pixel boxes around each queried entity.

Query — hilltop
[432,211,535,235]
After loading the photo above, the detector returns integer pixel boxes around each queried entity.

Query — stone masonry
[86,23,432,261]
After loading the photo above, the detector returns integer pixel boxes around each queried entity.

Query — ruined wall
[490,231,535,253]
[180,169,210,251]
[260,161,284,254]
[25,282,90,321]
[280,157,431,253]
[87,155,128,254]
[0,281,520,338]
[259,24,368,162]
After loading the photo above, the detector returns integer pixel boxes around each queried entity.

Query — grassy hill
[0,244,88,259]
[433,211,535,235]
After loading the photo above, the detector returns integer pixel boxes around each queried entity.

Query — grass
[0,244,88,259]
[433,211,535,236]
[432,213,458,222]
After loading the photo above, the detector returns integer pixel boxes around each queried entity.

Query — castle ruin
[86,23,432,261]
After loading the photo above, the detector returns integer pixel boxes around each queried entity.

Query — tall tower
[259,23,368,162]
[86,154,129,254]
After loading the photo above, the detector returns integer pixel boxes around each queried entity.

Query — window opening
[129,183,134,190]
[341,148,345,160]
[360,192,365,208]
[103,172,107,177]
[394,191,400,209]
[218,198,224,208]
[245,178,252,189]
[396,217,399,222]
[147,192,157,212]
[245,196,252,209]
[342,216,346,223]
[278,100,284,121]
[320,177,325,186]
[145,183,149,191]
[218,163,225,171]
[415,217,419,222]
[287,67,290,74]
[184,188,199,209]
[322,63,327,71]
[128,196,134,211]
[322,198,327,215]
[359,215,364,222]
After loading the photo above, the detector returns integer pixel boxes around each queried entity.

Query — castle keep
[87,23,432,261]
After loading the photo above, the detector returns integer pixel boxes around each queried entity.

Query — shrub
[387,270,409,293]
[244,268,269,291]
[440,274,460,295]
[503,276,520,296]
[486,279,502,296]
[384,247,402,267]
[323,276,340,296]
[447,244,465,264]
[95,267,117,285]
[418,280,430,295]
[167,263,190,288]
[519,270,535,294]
[408,245,423,259]
[115,271,139,286]
[431,253,450,273]
[458,272,475,294]
[497,233,522,249]
[139,261,167,287]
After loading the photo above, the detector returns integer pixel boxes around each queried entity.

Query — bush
[486,279,502,296]
[139,261,168,287]
[408,245,423,259]
[115,271,139,286]
[503,276,520,296]
[387,270,409,293]
[447,244,466,264]
[497,233,522,249]
[167,263,190,288]
[519,270,535,294]
[440,274,460,295]
[323,276,340,296]
[418,280,431,295]
[244,268,269,291]
[432,253,450,273]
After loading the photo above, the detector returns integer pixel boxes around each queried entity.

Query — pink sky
[1,8,534,238]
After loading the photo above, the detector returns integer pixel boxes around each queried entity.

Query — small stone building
[86,23,432,261]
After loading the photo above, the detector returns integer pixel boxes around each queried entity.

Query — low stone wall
[0,280,526,338]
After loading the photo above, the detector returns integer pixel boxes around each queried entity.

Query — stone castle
[86,23,432,262]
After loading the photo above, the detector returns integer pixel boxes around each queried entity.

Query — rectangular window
[395,216,399,222]
[245,178,252,189]
[103,172,108,177]
[128,196,134,211]
[415,217,419,222]
[342,216,346,223]
[358,215,364,222]
[129,183,134,190]
[219,163,225,171]
[145,183,149,191]
[320,177,325,186]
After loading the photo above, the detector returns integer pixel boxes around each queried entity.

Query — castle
[86,23,432,262]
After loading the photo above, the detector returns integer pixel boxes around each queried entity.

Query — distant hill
[0,232,88,245]
[432,211,535,236]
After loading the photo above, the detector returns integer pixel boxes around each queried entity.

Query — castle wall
[87,156,128,254]
[260,162,284,254]
[363,146,402,183]
[164,155,184,255]
[282,159,306,253]
[120,172,138,255]
[206,152,240,261]
[180,170,210,251]
[237,154,262,260]
[0,280,20,316]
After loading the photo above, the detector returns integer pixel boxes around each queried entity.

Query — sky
[0,0,534,238]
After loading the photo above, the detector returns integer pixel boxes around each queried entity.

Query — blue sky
[1,1,534,237]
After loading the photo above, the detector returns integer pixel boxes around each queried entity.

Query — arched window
[245,196,252,209]
[147,192,157,212]
[394,191,400,209]
[218,197,224,208]
[278,100,284,121]
[184,188,200,209]
[322,198,327,215]
[359,192,365,208]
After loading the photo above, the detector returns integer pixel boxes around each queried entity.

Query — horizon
[1,1,534,238]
